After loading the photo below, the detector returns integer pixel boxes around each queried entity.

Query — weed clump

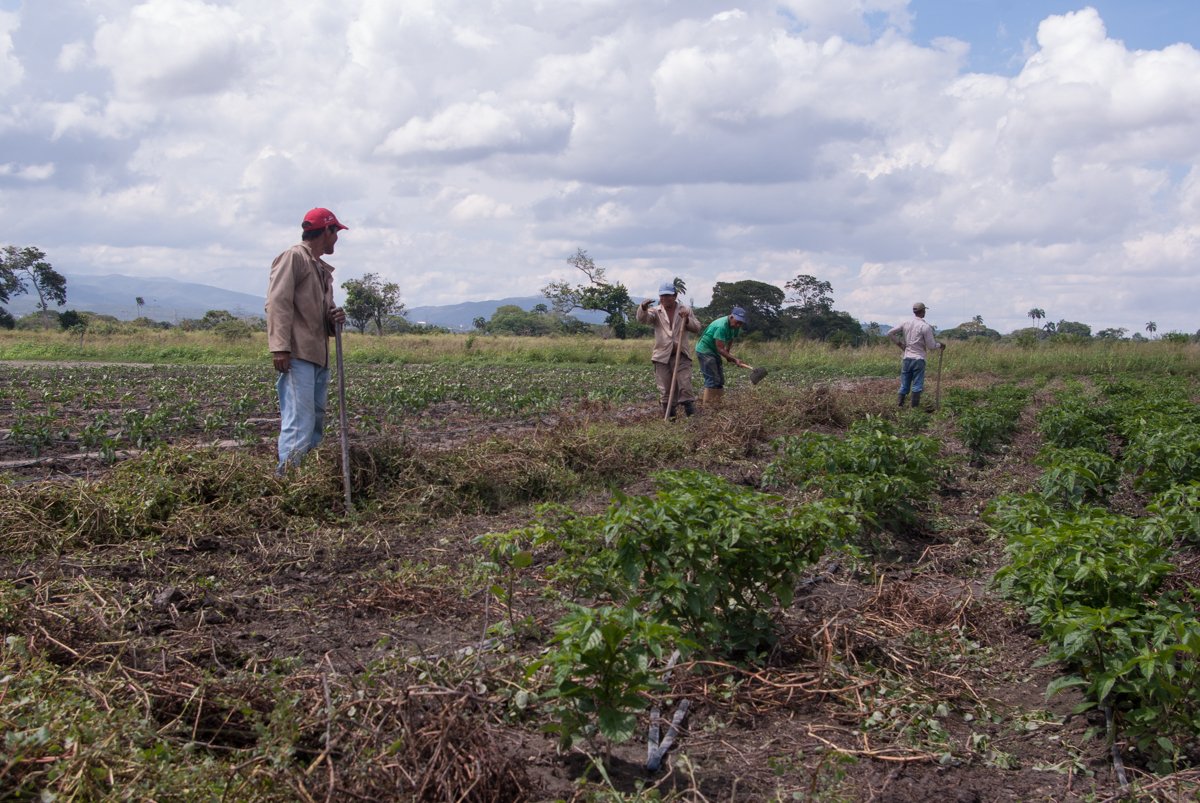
[0,446,346,555]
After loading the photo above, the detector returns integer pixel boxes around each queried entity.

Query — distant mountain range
[406,297,606,329]
[3,274,266,324]
[1,274,606,328]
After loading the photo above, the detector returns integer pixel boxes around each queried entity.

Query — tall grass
[740,338,1199,380]
[1,328,1196,378]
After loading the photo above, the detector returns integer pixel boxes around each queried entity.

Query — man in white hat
[636,281,702,418]
[887,301,944,410]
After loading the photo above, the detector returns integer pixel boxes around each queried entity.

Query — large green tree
[1054,320,1091,338]
[342,272,405,335]
[940,317,1001,340]
[1,245,68,316]
[542,249,633,338]
[784,274,833,313]
[700,280,786,339]
[780,273,863,343]
[485,304,556,336]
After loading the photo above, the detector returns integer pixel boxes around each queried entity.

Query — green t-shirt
[695,316,739,356]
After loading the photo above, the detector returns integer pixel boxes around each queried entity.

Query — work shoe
[682,401,696,417]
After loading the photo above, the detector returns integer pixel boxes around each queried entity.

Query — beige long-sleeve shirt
[888,316,941,360]
[636,301,702,364]
[265,243,336,368]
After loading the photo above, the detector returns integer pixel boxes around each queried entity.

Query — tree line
[530,249,869,343]
[3,243,1196,344]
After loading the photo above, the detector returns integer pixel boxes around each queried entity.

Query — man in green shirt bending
[694,306,750,408]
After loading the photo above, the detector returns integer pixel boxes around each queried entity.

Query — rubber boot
[682,400,696,417]
[706,388,724,409]
[911,391,922,410]
[898,393,907,407]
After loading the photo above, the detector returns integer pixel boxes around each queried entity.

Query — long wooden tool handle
[335,326,352,510]
[663,318,684,420]
[934,347,944,411]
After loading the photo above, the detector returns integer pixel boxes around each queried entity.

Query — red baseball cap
[301,207,348,231]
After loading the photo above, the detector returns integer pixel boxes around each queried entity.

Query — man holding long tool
[887,301,944,410]
[265,207,348,473]
[636,281,702,419]
[694,306,750,408]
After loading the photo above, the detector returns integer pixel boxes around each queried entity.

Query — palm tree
[1145,321,1157,337]
[672,277,687,296]
[1027,308,1045,326]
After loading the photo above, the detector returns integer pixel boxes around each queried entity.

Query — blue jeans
[276,358,330,470]
[899,357,926,396]
[697,351,724,389]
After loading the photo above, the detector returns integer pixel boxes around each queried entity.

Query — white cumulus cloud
[378,98,574,159]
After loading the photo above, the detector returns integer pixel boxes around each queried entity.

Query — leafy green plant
[984,492,1057,535]
[533,603,680,751]
[763,415,941,531]
[476,529,537,638]
[534,470,849,655]
[1035,446,1119,508]
[994,508,1172,627]
[944,384,1028,458]
[1147,482,1200,544]
[1037,398,1111,453]
[1043,595,1200,773]
[1123,424,1200,494]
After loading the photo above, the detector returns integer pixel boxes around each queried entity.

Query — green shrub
[533,603,681,751]
[993,508,1172,627]
[1044,595,1200,773]
[1147,482,1200,544]
[1123,424,1200,494]
[538,470,848,655]
[1035,446,1120,508]
[945,384,1028,457]
[1037,400,1111,453]
[763,415,941,531]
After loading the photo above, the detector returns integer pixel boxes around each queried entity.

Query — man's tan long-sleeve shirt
[265,243,336,368]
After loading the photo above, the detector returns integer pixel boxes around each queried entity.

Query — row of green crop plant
[941,383,1031,460]
[762,415,944,533]
[0,363,662,459]
[478,416,949,755]
[989,377,1200,772]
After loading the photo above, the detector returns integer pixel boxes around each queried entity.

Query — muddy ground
[3,375,1198,801]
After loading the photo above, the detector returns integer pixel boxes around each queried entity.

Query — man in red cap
[265,207,348,472]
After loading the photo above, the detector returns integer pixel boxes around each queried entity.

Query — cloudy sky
[1,0,1198,334]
